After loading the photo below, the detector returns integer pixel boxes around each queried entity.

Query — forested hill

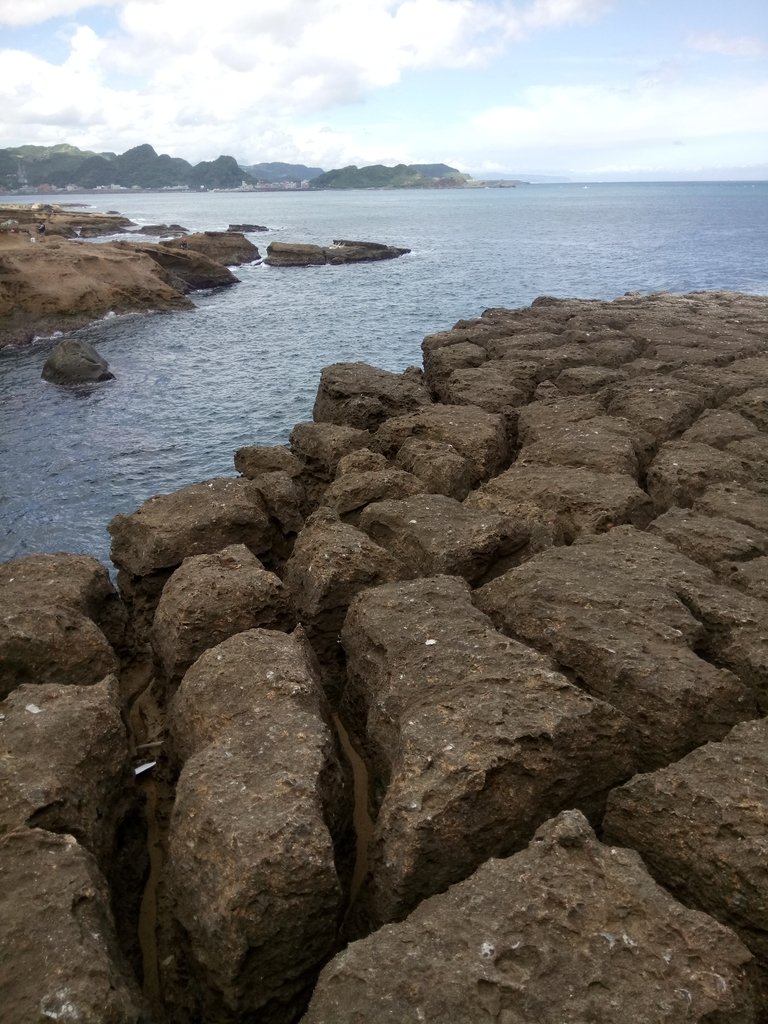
[309,163,470,189]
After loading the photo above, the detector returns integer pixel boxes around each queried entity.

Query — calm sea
[1,182,767,567]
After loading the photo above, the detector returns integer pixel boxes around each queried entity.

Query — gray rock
[41,338,114,384]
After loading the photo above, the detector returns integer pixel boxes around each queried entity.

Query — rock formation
[2,288,768,1021]
[265,239,410,267]
[41,337,115,384]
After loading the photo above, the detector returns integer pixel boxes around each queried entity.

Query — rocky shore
[0,205,411,346]
[2,288,768,1021]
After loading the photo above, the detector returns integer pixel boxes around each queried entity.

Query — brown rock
[160,629,349,1024]
[161,230,259,266]
[0,551,126,651]
[0,676,132,866]
[438,359,539,412]
[393,436,474,500]
[358,492,528,584]
[289,421,372,504]
[648,508,768,575]
[475,526,756,767]
[604,376,709,441]
[334,449,388,475]
[303,810,759,1024]
[681,408,759,449]
[466,464,653,553]
[0,604,118,700]
[108,477,274,577]
[422,340,487,398]
[694,483,768,533]
[725,386,768,431]
[283,510,405,699]
[265,239,409,267]
[341,578,634,928]
[604,717,768,995]
[646,440,757,512]
[151,544,295,685]
[0,828,147,1023]
[555,364,629,394]
[234,444,304,479]
[320,466,426,523]
[374,402,510,486]
[312,361,431,431]
[731,556,768,601]
[113,239,239,290]
[517,414,650,478]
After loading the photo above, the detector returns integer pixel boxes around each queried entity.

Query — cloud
[686,31,768,59]
[0,0,119,26]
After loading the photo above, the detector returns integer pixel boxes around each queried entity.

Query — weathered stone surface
[290,421,372,504]
[151,544,295,684]
[234,444,304,479]
[604,718,768,984]
[438,359,538,412]
[114,239,238,291]
[475,527,756,767]
[312,361,430,431]
[646,440,757,512]
[422,339,487,398]
[303,811,759,1024]
[731,557,768,601]
[161,230,259,266]
[466,464,653,553]
[0,551,126,651]
[694,483,768,533]
[648,508,768,576]
[516,393,606,443]
[341,577,634,929]
[0,828,147,1023]
[247,470,306,542]
[160,628,349,1024]
[517,414,650,478]
[320,466,425,523]
[334,448,388,475]
[682,408,759,449]
[604,376,709,441]
[554,364,629,394]
[374,402,509,485]
[358,493,528,584]
[41,338,114,384]
[266,239,409,267]
[109,477,274,577]
[283,510,404,699]
[0,604,118,700]
[0,676,132,867]
[393,435,474,499]
[725,386,768,431]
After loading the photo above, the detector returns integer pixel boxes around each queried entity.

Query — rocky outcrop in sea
[2,289,768,1021]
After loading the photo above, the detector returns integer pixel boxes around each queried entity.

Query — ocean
[1,182,767,567]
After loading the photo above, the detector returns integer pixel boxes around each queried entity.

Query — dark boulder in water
[41,338,114,384]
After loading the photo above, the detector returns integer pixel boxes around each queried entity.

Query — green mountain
[310,162,470,189]
[0,143,255,191]
[240,161,324,183]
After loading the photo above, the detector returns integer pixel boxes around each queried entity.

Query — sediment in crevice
[4,290,768,1022]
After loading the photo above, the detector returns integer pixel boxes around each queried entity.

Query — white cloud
[686,31,768,59]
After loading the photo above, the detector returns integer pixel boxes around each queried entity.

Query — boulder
[312,362,431,431]
[234,444,304,479]
[41,338,114,384]
[358,492,528,584]
[604,718,768,994]
[265,239,410,267]
[393,436,474,500]
[0,551,127,651]
[341,577,634,929]
[604,376,710,441]
[109,477,275,578]
[320,466,426,523]
[646,440,757,512]
[0,676,132,869]
[374,403,510,486]
[303,811,759,1023]
[283,510,404,700]
[151,544,296,686]
[0,828,147,1024]
[437,359,539,412]
[731,556,768,601]
[466,464,653,553]
[161,230,259,266]
[289,422,372,505]
[516,413,650,478]
[475,527,756,768]
[724,386,768,431]
[159,629,349,1024]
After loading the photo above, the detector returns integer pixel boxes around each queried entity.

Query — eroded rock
[303,811,759,1023]
[313,362,430,431]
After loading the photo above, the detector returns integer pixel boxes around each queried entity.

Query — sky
[0,0,766,180]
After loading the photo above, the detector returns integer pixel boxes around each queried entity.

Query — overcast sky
[1,0,766,180]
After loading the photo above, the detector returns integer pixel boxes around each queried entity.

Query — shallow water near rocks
[1,182,767,567]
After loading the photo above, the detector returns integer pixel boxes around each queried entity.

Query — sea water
[1,182,767,566]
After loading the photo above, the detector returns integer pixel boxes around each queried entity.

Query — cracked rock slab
[303,810,759,1024]
[341,576,634,929]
